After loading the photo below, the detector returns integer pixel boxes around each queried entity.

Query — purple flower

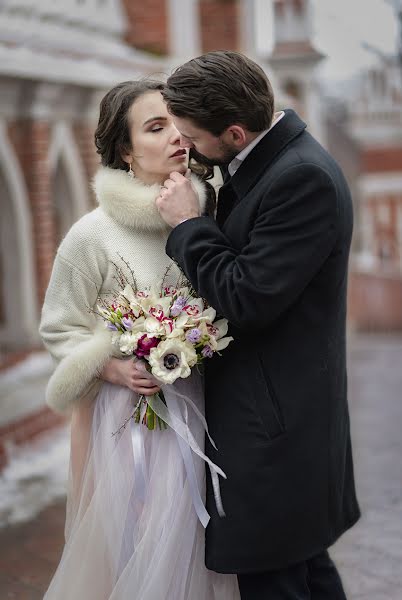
[135,334,159,358]
[170,296,187,317]
[186,328,201,344]
[122,317,133,330]
[107,322,118,331]
[201,345,214,359]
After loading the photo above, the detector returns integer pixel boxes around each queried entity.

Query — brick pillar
[73,122,100,208]
[121,0,169,55]
[199,0,240,52]
[9,120,56,308]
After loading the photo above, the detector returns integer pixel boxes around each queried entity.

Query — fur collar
[93,166,207,232]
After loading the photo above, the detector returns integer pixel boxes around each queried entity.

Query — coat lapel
[217,110,307,226]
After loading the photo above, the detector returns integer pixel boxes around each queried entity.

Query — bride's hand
[99,358,161,396]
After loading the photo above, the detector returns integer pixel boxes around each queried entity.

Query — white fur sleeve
[39,254,114,414]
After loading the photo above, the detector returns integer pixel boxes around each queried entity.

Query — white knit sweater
[40,167,207,414]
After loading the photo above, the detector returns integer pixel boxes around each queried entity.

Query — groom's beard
[189,141,238,168]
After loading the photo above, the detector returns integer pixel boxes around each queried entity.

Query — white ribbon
[130,418,148,503]
[165,394,210,528]
[146,389,226,526]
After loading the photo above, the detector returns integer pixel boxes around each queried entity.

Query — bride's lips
[170,148,187,158]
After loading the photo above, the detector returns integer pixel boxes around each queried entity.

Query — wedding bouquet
[95,260,233,432]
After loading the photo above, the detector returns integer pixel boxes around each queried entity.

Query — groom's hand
[156,170,200,228]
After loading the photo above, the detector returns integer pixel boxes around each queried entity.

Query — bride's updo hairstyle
[94,79,216,214]
[95,79,164,172]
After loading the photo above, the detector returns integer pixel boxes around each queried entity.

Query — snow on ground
[0,352,53,386]
[0,425,70,528]
[0,352,54,427]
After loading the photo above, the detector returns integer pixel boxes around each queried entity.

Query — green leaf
[146,403,155,430]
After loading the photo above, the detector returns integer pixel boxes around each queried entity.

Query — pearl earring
[128,163,134,179]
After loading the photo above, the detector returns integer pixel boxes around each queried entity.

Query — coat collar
[228,109,307,200]
[93,166,207,233]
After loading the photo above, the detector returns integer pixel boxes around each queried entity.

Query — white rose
[119,331,142,355]
[148,339,197,384]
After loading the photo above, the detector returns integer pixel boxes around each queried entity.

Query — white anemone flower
[149,339,197,384]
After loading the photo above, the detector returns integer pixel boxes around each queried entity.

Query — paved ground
[331,334,402,599]
[0,501,64,599]
[0,333,401,599]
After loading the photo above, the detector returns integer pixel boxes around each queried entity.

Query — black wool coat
[166,110,360,574]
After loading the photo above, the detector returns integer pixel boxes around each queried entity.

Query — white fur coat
[40,167,207,414]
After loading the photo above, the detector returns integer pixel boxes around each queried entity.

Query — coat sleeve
[39,250,114,415]
[166,163,339,331]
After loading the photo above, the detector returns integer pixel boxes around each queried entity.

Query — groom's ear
[223,125,247,149]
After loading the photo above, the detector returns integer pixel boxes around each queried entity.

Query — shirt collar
[228,111,285,177]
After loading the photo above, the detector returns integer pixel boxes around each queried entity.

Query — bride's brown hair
[94,80,216,215]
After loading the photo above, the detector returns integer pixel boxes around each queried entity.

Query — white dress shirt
[227,111,285,177]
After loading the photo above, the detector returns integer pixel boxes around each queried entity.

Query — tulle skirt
[43,374,240,599]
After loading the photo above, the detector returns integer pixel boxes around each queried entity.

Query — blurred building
[0,0,163,362]
[0,0,164,462]
[326,53,402,331]
[266,0,326,142]
[1,0,401,463]
[0,0,324,363]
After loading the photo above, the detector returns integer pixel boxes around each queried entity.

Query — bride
[40,79,240,599]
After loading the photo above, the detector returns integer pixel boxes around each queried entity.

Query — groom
[156,51,360,598]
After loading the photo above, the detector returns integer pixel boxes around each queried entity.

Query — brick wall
[362,147,402,173]
[122,0,169,55]
[8,120,56,308]
[348,270,402,331]
[199,0,240,52]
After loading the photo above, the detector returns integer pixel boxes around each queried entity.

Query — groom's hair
[163,51,275,136]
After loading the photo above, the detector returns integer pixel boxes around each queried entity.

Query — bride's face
[122,91,188,185]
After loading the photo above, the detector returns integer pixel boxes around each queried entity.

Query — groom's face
[172,116,238,167]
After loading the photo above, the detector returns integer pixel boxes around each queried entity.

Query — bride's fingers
[133,377,159,388]
[133,385,161,396]
[132,363,154,379]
